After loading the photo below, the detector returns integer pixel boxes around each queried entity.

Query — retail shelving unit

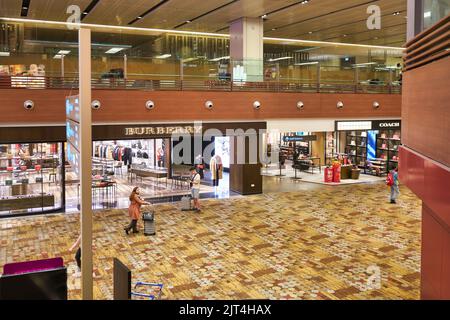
[376,129,401,173]
[346,130,368,168]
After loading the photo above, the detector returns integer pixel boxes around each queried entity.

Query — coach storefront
[335,120,402,175]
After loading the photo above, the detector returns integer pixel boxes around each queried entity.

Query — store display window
[214,137,230,169]
[0,142,64,217]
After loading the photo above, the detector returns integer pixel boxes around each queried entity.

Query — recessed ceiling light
[268,56,293,62]
[186,20,191,23]
[261,14,268,19]
[105,47,125,54]
[393,12,401,16]
[209,56,230,62]
[137,16,142,19]
[301,0,310,4]
[154,53,172,59]
[271,28,276,31]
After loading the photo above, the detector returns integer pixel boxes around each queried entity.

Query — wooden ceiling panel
[0,0,22,17]
[265,0,405,38]
[133,0,230,29]
[0,0,407,46]
[27,0,92,21]
[176,0,295,32]
[83,0,161,26]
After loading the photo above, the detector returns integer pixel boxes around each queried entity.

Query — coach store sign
[372,120,401,130]
[335,120,401,131]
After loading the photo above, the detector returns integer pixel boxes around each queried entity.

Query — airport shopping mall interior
[0,0,449,300]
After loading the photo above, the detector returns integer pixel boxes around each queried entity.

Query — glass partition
[423,0,450,30]
[0,19,404,91]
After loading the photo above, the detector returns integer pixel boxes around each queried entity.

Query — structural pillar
[79,27,93,300]
[407,0,424,41]
[229,17,264,82]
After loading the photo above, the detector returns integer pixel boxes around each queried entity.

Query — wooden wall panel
[402,57,450,167]
[0,89,401,124]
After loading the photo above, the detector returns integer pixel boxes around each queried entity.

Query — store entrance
[64,136,233,211]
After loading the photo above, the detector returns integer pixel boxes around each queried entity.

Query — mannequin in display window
[210,154,223,187]
[156,147,165,167]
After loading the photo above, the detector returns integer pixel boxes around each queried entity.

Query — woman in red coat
[124,187,150,235]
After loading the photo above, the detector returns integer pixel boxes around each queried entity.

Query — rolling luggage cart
[131,282,163,300]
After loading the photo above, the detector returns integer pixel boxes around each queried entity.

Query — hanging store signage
[335,120,401,131]
[283,135,317,142]
[124,125,202,137]
[372,120,401,130]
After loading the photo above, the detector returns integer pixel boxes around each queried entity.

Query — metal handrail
[0,75,401,94]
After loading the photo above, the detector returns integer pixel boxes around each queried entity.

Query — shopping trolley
[131,281,164,300]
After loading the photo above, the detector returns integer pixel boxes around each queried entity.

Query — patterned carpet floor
[0,182,421,300]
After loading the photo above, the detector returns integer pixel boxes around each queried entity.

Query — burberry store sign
[124,125,202,136]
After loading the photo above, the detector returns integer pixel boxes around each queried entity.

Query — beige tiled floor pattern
[0,182,421,300]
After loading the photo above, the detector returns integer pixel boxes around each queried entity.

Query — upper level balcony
[0,19,403,95]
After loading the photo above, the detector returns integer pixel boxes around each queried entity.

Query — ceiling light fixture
[301,0,310,4]
[57,50,71,55]
[268,56,293,62]
[0,52,10,56]
[154,53,172,59]
[209,56,230,62]
[261,14,268,19]
[424,11,431,18]
[295,61,319,66]
[0,17,406,51]
[105,47,125,54]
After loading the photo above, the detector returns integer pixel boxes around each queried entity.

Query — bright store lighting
[424,11,431,18]
[295,61,319,66]
[154,54,172,59]
[268,56,293,62]
[57,50,71,55]
[0,52,10,56]
[352,62,378,68]
[105,47,125,54]
[209,56,230,62]
[53,54,63,59]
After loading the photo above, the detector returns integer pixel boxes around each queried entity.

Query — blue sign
[367,131,377,160]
